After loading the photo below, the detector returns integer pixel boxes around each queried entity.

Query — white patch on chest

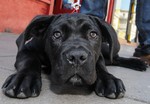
[25,37,33,45]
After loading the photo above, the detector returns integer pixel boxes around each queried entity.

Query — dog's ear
[90,16,120,63]
[17,15,61,51]
[24,15,61,40]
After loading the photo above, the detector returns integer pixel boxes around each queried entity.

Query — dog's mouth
[66,74,86,86]
[50,73,94,95]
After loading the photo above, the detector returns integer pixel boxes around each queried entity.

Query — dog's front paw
[95,77,126,99]
[2,72,42,99]
[130,58,148,71]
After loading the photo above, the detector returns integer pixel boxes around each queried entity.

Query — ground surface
[0,33,150,104]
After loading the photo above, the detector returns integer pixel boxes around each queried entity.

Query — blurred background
[0,0,137,43]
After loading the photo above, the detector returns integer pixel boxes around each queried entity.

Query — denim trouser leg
[136,0,150,45]
[79,0,108,20]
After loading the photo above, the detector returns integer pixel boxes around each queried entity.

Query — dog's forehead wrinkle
[51,21,76,33]
[52,17,94,35]
[67,34,83,42]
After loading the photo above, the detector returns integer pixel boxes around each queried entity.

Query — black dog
[2,13,147,99]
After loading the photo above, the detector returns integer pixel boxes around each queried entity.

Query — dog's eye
[89,32,97,39]
[53,32,62,39]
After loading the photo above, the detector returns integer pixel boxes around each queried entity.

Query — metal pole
[125,0,136,43]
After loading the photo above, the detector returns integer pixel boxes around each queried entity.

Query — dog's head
[22,13,116,93]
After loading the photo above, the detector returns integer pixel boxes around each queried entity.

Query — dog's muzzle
[62,48,91,85]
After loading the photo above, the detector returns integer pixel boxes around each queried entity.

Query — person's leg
[79,0,108,20]
[134,0,150,57]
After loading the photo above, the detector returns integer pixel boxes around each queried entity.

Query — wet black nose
[66,50,88,65]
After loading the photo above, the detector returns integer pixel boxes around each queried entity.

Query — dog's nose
[66,50,88,65]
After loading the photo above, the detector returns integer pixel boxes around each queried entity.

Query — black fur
[2,13,147,99]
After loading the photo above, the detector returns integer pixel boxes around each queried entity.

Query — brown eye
[53,32,62,39]
[89,32,97,38]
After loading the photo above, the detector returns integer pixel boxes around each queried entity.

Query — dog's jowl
[2,13,147,99]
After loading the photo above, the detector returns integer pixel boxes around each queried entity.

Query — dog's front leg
[2,51,42,99]
[95,55,126,99]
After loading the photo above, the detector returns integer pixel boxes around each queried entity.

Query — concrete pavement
[0,33,150,104]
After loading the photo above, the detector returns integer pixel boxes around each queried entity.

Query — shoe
[134,45,142,52]
[139,55,150,65]
[133,45,150,65]
[133,45,150,57]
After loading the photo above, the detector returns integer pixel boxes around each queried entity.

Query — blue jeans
[79,0,150,45]
[79,0,108,20]
[136,0,150,46]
